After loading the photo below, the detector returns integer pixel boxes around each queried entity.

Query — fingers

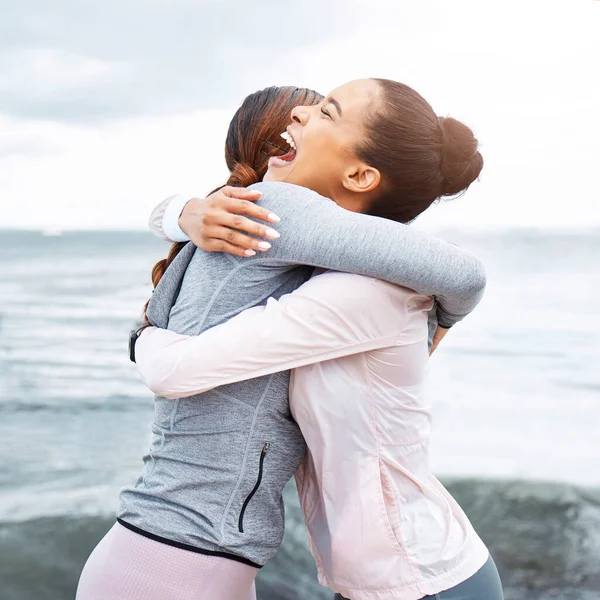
[225,197,280,224]
[429,326,450,356]
[221,186,263,201]
[204,226,274,253]
[219,212,279,240]
[194,186,282,257]
[204,238,257,258]
[208,187,280,223]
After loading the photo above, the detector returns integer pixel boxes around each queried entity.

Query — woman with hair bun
[77,80,502,600]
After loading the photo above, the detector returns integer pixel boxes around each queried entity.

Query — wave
[445,479,600,600]
[0,397,148,414]
[1,478,599,600]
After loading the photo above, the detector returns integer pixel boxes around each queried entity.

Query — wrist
[178,198,193,235]
[163,195,192,242]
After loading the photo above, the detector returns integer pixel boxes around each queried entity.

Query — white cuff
[163,195,192,243]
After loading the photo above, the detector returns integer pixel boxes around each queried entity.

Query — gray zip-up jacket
[117,181,486,567]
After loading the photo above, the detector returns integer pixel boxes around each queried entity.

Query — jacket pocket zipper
[238,443,270,533]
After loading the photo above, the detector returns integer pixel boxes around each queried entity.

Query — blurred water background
[0,228,599,600]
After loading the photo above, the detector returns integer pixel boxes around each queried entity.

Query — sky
[1,0,599,231]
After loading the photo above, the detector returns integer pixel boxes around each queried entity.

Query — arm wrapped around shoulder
[248,181,487,327]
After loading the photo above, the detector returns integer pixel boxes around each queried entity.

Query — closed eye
[321,107,332,119]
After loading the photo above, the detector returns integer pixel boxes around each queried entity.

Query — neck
[330,188,370,214]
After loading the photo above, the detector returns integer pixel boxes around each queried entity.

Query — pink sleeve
[135,273,411,400]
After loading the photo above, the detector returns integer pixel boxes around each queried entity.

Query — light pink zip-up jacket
[136,270,489,600]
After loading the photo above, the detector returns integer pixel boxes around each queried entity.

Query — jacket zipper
[238,443,270,533]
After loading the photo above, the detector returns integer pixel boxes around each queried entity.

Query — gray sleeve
[250,181,487,327]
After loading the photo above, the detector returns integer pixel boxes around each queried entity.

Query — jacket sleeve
[135,273,418,399]
[148,195,191,243]
[247,182,486,328]
[150,182,487,327]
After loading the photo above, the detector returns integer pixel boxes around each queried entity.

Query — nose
[291,105,310,125]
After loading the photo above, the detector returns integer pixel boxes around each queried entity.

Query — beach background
[1,227,599,600]
[1,0,600,598]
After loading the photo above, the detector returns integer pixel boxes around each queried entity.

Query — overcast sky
[1,0,599,231]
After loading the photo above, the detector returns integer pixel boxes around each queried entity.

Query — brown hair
[143,86,323,322]
[360,79,483,223]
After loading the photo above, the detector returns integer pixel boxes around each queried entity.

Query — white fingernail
[258,241,271,250]
[265,228,280,239]
[245,249,256,257]
[268,213,280,222]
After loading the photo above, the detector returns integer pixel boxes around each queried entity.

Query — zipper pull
[262,443,270,454]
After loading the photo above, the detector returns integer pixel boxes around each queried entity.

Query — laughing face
[264,79,382,209]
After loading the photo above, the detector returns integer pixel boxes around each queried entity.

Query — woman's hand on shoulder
[179,186,281,257]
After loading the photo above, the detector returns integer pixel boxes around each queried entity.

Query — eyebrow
[326,96,343,117]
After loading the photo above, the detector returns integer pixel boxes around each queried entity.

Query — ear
[342,162,381,194]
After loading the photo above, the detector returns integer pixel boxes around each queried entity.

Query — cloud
[0,48,117,91]
[0,48,127,120]
[0,108,235,230]
[0,0,349,121]
[1,0,599,230]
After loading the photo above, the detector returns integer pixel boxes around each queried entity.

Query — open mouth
[269,130,297,167]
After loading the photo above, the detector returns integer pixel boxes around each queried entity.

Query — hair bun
[227,162,260,188]
[439,117,483,196]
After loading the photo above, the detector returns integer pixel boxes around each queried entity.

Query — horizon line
[2,224,600,235]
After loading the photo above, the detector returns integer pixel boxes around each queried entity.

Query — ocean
[0,229,599,600]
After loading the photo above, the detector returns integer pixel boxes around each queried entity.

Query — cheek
[315,128,346,166]
[308,137,345,179]
[277,125,345,187]
[301,131,336,172]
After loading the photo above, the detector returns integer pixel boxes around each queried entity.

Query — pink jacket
[136,271,489,600]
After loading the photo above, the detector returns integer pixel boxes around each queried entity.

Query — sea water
[0,229,599,600]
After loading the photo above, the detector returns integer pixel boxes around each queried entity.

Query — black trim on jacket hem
[116,518,263,569]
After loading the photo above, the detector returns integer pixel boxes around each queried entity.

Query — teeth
[279,131,296,151]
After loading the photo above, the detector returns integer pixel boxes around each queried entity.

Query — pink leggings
[76,523,258,600]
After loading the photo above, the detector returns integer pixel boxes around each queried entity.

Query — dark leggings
[334,556,503,600]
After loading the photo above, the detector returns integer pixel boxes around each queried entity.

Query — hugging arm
[246,182,486,327]
[136,273,415,400]
[150,181,487,327]
[148,188,273,251]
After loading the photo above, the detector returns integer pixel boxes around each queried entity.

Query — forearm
[137,326,394,400]
[150,182,487,326]
[136,274,402,399]
[250,182,486,326]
